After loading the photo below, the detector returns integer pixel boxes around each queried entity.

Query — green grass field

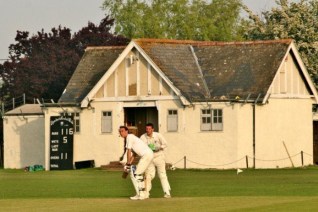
[1,167,318,211]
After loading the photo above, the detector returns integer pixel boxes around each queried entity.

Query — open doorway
[124,107,158,137]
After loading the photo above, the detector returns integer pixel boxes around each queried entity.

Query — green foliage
[103,0,243,41]
[0,16,129,102]
[242,0,318,85]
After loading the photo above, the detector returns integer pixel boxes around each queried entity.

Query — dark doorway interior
[124,107,158,137]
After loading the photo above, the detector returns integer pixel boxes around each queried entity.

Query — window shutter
[102,112,112,133]
[212,109,223,131]
[167,110,178,132]
[201,109,212,131]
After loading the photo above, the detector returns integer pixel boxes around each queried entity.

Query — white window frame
[73,112,80,133]
[201,109,212,131]
[212,109,223,131]
[60,112,80,133]
[167,109,178,132]
[200,109,223,131]
[101,111,112,133]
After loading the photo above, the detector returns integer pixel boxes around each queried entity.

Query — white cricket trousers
[145,151,171,195]
[130,151,153,196]
[135,151,153,175]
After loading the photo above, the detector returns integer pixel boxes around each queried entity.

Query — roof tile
[59,39,293,104]
[59,47,125,103]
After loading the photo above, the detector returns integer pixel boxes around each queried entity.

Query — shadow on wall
[12,116,45,168]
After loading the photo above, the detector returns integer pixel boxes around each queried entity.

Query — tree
[102,0,243,41]
[0,16,129,103]
[5,27,77,102]
[241,0,318,85]
[72,17,128,55]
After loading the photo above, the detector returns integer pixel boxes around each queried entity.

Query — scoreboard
[50,116,74,170]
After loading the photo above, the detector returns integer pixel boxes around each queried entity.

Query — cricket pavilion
[3,39,318,170]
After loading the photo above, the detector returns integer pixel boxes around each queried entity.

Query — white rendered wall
[254,98,313,168]
[4,115,45,169]
[44,97,314,170]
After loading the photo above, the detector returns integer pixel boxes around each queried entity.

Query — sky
[0,0,294,61]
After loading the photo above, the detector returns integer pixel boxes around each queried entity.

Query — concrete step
[100,161,123,171]
[101,157,140,171]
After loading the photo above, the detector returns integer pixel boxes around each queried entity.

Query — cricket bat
[122,171,129,179]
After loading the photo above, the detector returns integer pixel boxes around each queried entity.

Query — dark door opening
[124,107,158,137]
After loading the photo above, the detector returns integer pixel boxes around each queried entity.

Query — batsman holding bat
[119,126,153,200]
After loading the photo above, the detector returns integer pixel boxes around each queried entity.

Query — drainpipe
[253,94,262,169]
[253,104,255,169]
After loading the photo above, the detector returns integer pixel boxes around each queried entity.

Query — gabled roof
[81,40,190,106]
[134,39,210,101]
[58,38,318,106]
[134,39,294,102]
[59,46,125,103]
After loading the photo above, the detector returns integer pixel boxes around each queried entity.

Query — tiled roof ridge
[85,46,126,51]
[133,38,293,46]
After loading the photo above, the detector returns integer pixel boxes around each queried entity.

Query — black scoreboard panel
[50,116,74,170]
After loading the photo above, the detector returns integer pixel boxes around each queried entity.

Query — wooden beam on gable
[147,63,151,95]
[81,42,136,107]
[136,51,140,96]
[263,41,318,104]
[81,40,190,107]
[114,68,118,97]
[289,42,318,103]
[125,57,129,96]
[133,40,190,105]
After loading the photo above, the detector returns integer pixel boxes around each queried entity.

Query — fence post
[246,155,249,169]
[12,97,15,109]
[23,93,26,105]
[184,156,186,170]
[301,151,304,167]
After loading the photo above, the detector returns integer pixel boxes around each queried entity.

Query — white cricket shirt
[125,134,152,156]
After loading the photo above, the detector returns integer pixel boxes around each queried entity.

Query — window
[212,109,223,130]
[201,109,223,131]
[102,111,112,133]
[74,112,80,133]
[201,109,211,131]
[167,110,178,132]
[60,112,80,133]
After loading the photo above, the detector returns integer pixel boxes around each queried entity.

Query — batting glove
[124,164,131,172]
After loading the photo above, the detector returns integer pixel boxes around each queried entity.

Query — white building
[3,104,44,168]
[4,39,318,170]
